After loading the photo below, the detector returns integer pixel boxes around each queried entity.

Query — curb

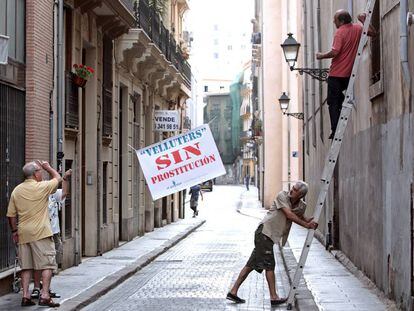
[59,220,206,311]
[279,243,319,311]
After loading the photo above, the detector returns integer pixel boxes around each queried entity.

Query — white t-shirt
[48,189,65,234]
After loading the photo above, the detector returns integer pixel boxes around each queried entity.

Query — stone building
[300,1,414,309]
[0,0,191,293]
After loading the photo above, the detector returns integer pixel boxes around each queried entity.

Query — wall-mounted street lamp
[278,92,304,120]
[281,33,329,82]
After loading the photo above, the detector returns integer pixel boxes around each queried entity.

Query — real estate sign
[136,124,226,200]
[153,110,180,132]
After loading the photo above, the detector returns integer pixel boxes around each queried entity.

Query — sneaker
[195,210,199,216]
[31,288,40,299]
[270,298,287,306]
[226,292,246,304]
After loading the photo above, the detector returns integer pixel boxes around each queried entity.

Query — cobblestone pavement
[84,186,292,311]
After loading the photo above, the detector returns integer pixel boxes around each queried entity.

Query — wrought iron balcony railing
[133,0,191,89]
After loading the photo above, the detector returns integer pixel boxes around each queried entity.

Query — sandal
[21,297,36,307]
[38,297,60,307]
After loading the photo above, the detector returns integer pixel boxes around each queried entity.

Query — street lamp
[281,33,329,82]
[278,92,304,120]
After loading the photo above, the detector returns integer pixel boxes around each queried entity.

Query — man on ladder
[316,10,377,139]
[286,1,378,309]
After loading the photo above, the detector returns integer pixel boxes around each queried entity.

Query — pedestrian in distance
[226,180,318,307]
[244,174,250,191]
[31,169,72,300]
[7,160,61,307]
[316,10,377,139]
[189,184,203,217]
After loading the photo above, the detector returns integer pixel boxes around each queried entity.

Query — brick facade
[25,0,54,162]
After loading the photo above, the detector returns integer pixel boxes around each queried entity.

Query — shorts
[246,224,275,273]
[18,236,57,270]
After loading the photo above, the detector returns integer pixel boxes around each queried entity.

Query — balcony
[240,130,252,142]
[133,0,191,89]
[74,0,136,38]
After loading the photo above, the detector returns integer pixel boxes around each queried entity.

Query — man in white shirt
[226,181,318,307]
[31,169,72,300]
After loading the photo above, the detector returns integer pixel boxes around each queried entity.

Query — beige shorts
[18,237,57,270]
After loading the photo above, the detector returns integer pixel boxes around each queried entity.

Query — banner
[136,124,226,200]
[153,110,180,132]
[0,35,9,65]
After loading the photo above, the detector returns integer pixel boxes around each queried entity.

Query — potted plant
[72,64,94,87]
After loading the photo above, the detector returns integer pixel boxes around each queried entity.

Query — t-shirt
[7,178,59,244]
[189,185,201,202]
[48,189,65,235]
[260,191,307,245]
[329,23,363,77]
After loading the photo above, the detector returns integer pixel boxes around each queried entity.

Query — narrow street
[83,185,291,311]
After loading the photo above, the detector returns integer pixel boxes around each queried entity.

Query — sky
[186,0,254,84]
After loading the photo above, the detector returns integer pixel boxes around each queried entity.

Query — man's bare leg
[265,270,280,300]
[33,270,41,288]
[230,266,253,295]
[21,269,32,299]
[40,269,52,299]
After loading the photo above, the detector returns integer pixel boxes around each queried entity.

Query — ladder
[286,0,376,309]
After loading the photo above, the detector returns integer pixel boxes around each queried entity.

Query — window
[213,24,218,31]
[214,39,219,45]
[103,36,113,137]
[370,0,381,85]
[227,45,232,50]
[204,85,208,92]
[0,0,25,63]
[213,53,219,59]
[103,162,108,224]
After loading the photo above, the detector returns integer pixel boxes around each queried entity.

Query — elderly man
[7,160,61,307]
[316,10,377,139]
[226,181,318,307]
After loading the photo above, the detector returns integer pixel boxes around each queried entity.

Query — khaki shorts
[18,237,57,270]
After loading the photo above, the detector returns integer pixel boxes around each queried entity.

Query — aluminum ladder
[286,0,376,309]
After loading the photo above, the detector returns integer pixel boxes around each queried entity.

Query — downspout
[51,0,58,164]
[57,0,64,171]
[400,0,411,96]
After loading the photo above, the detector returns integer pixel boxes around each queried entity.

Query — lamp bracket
[290,67,330,82]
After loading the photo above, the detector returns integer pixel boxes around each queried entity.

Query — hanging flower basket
[73,75,87,87]
[72,64,94,88]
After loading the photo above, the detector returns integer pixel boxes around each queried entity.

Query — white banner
[153,110,180,132]
[0,35,9,65]
[136,124,226,200]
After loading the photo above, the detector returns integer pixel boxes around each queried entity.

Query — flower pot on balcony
[73,75,87,88]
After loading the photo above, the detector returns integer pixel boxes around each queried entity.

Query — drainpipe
[400,0,411,90]
[51,0,58,164]
[56,0,64,172]
[96,97,102,256]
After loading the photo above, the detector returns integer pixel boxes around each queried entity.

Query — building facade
[203,93,239,184]
[0,0,191,293]
[301,1,414,309]
[258,0,303,208]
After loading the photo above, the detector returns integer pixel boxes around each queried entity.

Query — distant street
[83,185,290,311]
